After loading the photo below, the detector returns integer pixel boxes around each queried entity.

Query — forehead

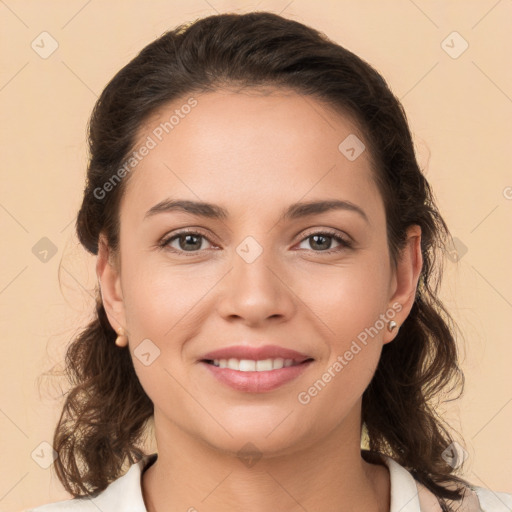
[120,88,383,224]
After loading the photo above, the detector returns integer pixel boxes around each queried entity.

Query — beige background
[1,1,511,510]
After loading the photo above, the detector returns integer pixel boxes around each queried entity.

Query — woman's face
[98,88,421,457]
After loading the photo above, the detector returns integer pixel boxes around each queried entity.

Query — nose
[215,240,296,327]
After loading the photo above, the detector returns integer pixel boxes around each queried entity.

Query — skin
[96,88,423,512]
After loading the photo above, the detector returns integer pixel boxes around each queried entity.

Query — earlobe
[384,225,423,344]
[96,234,126,334]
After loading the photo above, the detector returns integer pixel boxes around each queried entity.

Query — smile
[204,357,307,371]
[200,358,314,392]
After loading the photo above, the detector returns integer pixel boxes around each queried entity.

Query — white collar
[71,452,441,512]
[34,451,511,511]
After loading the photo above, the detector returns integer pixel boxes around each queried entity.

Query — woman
[28,11,512,512]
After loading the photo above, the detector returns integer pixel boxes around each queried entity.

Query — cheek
[121,255,216,341]
[298,255,390,394]
[119,260,208,416]
[296,280,386,425]
[120,258,219,393]
[304,255,390,339]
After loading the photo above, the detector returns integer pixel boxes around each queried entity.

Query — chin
[196,415,308,458]
[207,434,304,462]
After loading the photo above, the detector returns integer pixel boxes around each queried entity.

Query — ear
[96,233,127,334]
[383,224,423,344]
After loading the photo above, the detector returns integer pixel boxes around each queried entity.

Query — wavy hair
[51,11,471,510]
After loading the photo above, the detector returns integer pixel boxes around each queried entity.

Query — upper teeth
[211,358,297,371]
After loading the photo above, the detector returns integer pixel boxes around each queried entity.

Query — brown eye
[160,230,214,254]
[297,230,352,253]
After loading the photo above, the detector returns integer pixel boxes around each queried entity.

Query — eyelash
[157,228,353,257]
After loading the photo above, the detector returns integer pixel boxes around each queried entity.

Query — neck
[141,408,390,512]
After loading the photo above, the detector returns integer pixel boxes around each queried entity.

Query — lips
[198,344,315,392]
[200,344,313,364]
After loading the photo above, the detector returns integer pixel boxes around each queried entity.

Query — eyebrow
[144,198,369,224]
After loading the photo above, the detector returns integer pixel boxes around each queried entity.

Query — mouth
[198,356,315,393]
[197,344,315,392]
[201,357,314,372]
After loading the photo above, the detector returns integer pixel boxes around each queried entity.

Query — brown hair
[52,11,471,510]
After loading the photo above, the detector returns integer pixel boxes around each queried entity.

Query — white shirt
[27,452,512,511]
